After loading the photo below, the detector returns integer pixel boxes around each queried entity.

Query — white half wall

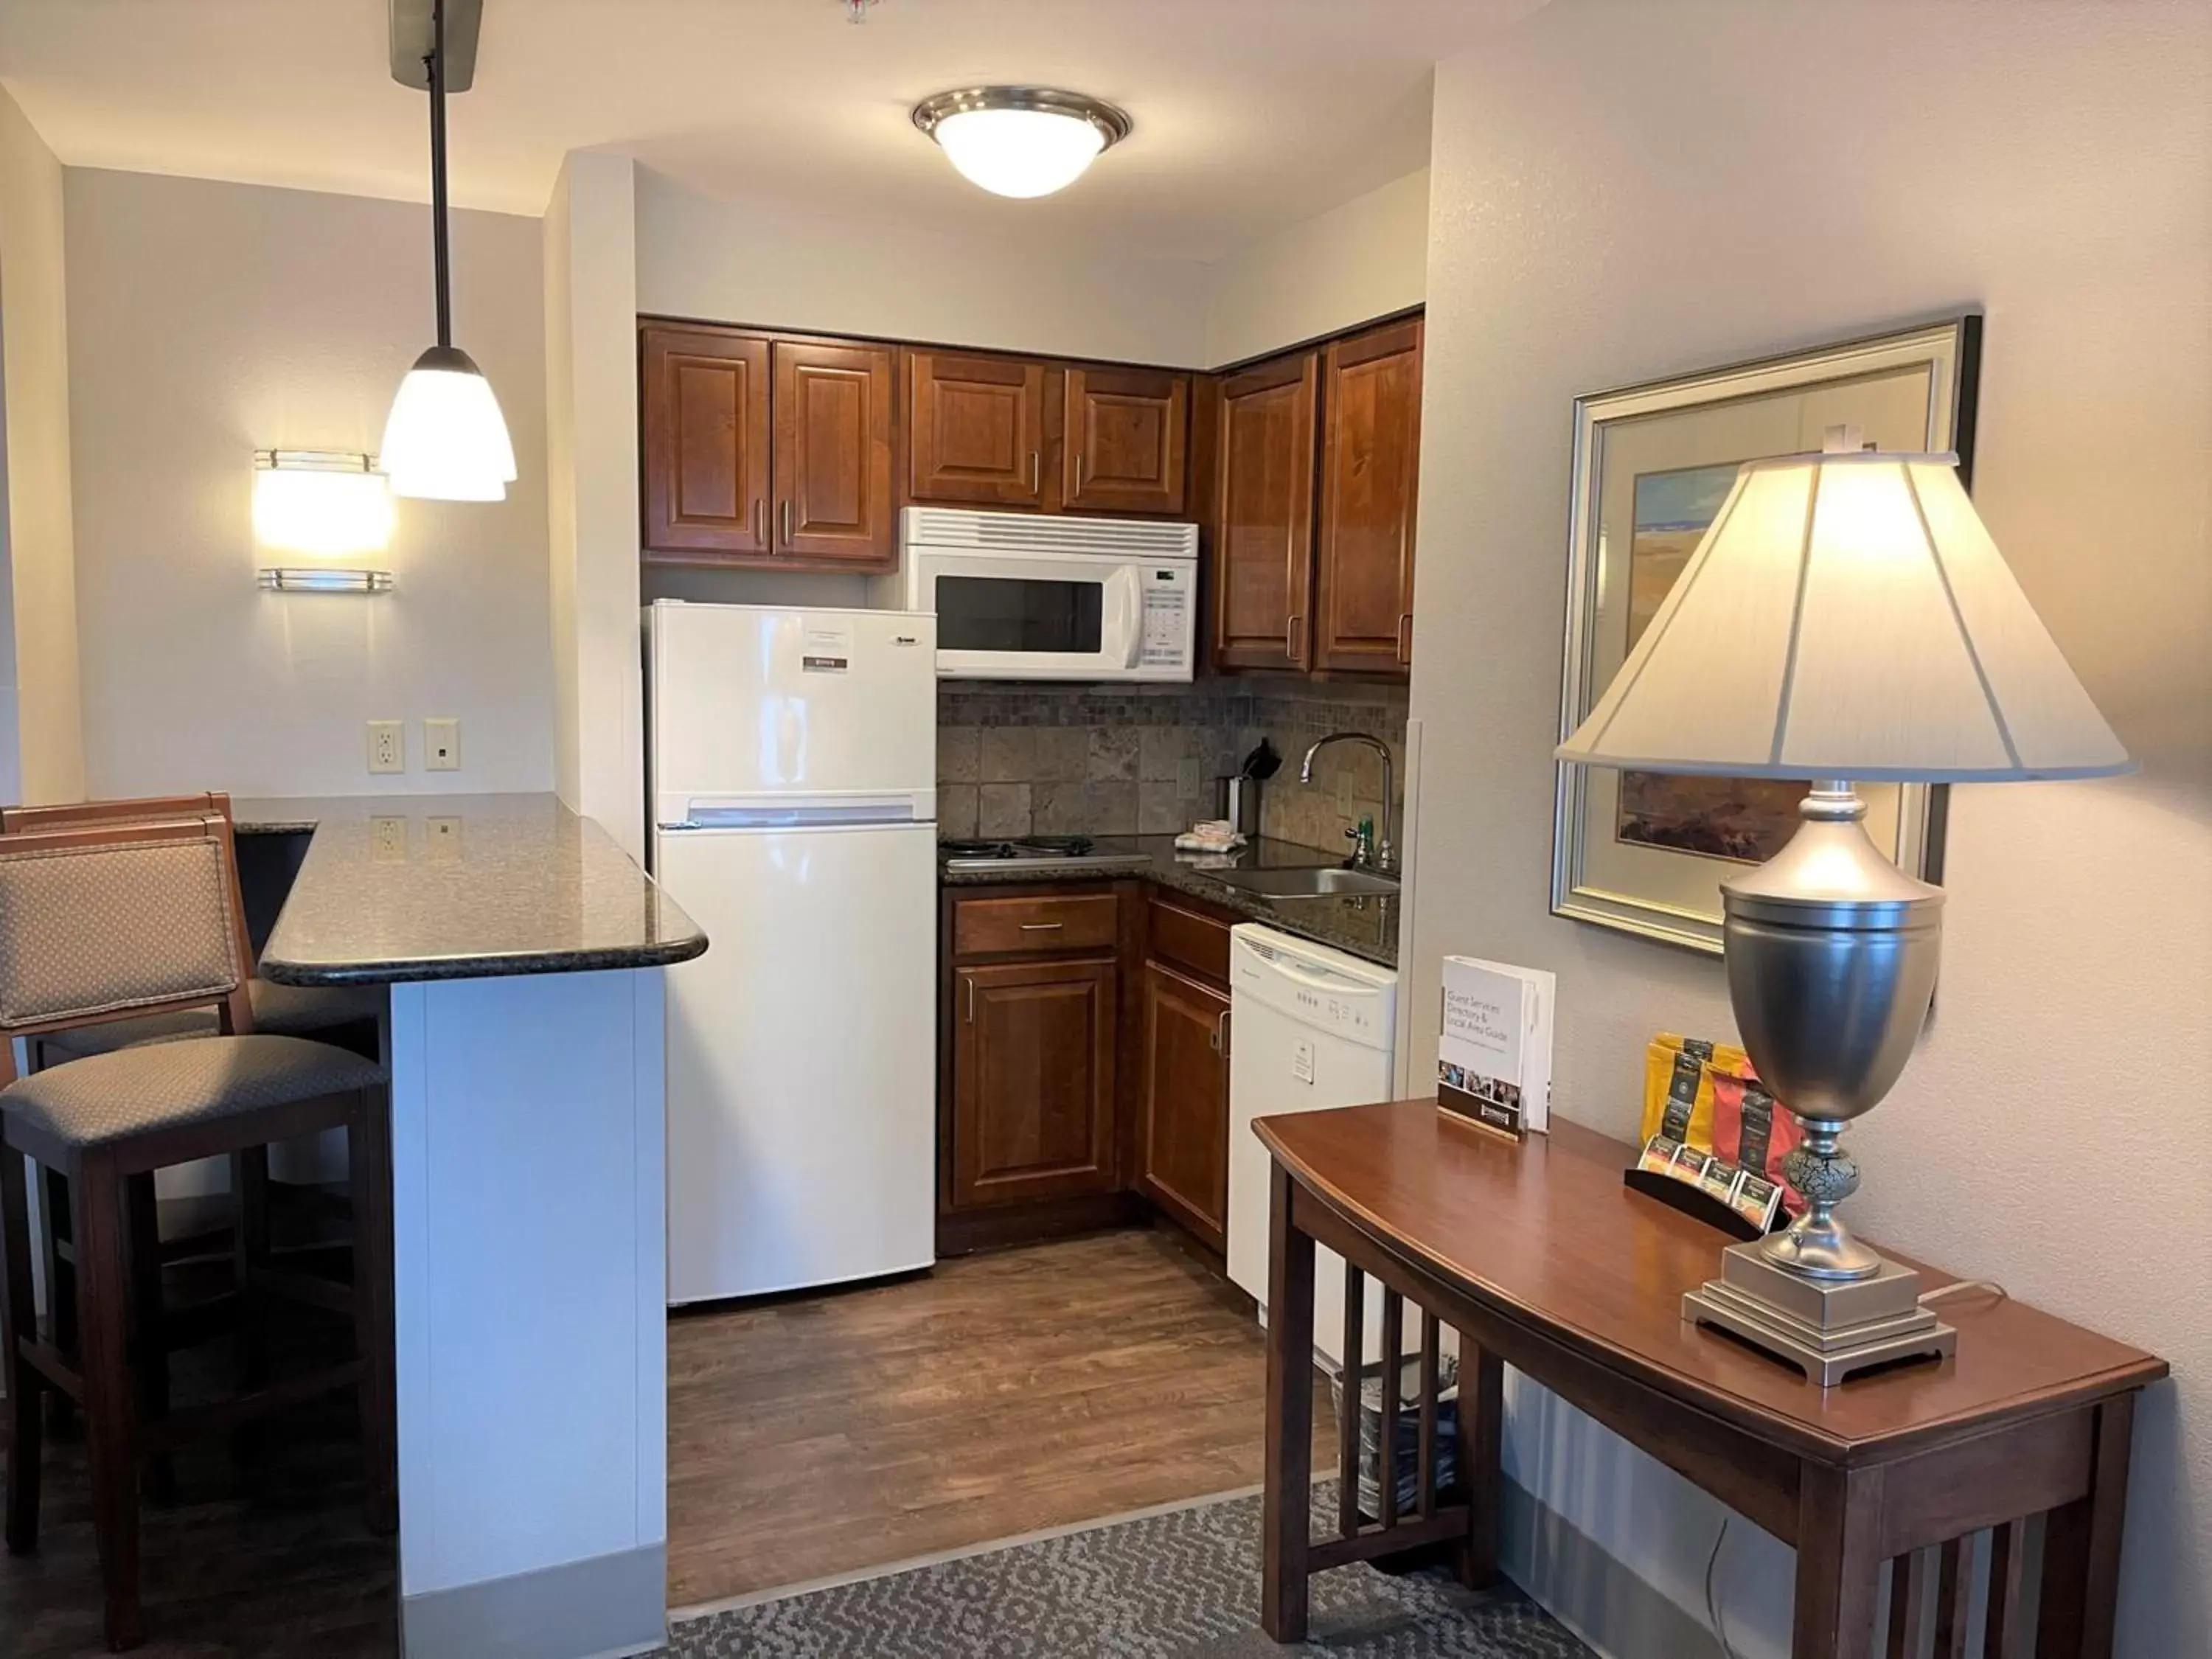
[64,168,553,799]
[0,83,83,804]
[635,169,1210,366]
[1202,167,1429,368]
[544,150,645,860]
[1409,3,2211,1655]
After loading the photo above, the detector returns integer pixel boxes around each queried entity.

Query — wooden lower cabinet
[1137,961,1231,1253]
[950,957,1119,1210]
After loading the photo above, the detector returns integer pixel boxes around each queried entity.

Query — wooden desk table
[1256,1102,2166,1658]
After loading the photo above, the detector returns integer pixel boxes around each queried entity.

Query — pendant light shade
[381,345,516,501]
[383,0,515,501]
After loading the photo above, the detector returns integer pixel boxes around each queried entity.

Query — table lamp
[1557,427,2131,1383]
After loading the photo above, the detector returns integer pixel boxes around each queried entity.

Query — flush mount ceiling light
[911,87,1131,199]
[380,0,516,501]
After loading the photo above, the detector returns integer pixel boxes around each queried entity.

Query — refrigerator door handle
[667,793,929,831]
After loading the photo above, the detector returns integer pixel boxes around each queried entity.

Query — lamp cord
[425,0,451,349]
[1921,1278,2008,1310]
[1704,1518,1740,1659]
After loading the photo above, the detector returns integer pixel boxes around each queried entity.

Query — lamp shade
[1557,451,2129,782]
[379,344,516,502]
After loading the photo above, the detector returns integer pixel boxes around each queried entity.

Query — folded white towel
[1175,819,1247,853]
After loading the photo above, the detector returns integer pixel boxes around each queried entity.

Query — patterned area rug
[667,1486,1593,1658]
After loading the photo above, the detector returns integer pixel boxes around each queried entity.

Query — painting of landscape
[1616,464,1806,864]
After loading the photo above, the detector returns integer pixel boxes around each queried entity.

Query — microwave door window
[936,576,1104,655]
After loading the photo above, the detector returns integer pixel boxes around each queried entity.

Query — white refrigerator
[647,600,939,1305]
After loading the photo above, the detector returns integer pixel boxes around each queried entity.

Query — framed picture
[1551,316,1982,953]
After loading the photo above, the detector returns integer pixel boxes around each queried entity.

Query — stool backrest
[0,815,257,1079]
[0,790,234,836]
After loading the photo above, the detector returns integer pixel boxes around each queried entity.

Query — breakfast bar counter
[233,793,703,1659]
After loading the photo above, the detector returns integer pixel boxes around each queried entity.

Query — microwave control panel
[1139,565,1195,671]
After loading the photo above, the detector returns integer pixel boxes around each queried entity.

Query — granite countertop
[942,835,1399,968]
[237,793,708,987]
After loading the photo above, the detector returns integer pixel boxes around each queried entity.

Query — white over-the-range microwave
[872,507,1198,682]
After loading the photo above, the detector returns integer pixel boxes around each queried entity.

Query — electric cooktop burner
[939,834,1152,873]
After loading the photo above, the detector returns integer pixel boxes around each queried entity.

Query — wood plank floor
[668,1225,1336,1608]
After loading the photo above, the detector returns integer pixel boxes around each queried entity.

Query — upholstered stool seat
[38,980,383,1060]
[3,1035,387,1148]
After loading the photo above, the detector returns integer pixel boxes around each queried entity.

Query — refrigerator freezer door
[649,603,937,824]
[658,821,938,1303]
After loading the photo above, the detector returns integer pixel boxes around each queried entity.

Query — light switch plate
[367,720,406,774]
[424,717,461,771]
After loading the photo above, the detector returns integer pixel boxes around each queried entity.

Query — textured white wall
[635,169,1211,366]
[65,169,553,798]
[0,84,83,804]
[543,151,644,858]
[1410,3,2211,1655]
[1202,167,1429,367]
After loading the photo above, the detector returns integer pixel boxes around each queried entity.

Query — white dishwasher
[1226,922,1399,1371]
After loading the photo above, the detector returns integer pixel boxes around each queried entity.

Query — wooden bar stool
[3,793,380,1469]
[0,811,396,1651]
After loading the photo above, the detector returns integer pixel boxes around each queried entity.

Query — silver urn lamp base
[1681,782,1958,1384]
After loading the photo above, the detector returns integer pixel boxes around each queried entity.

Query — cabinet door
[1138,962,1229,1253]
[907,349,1048,508]
[641,324,771,557]
[1213,352,1319,671]
[1064,366,1189,515]
[1314,319,1424,675]
[951,959,1119,1208]
[771,338,897,563]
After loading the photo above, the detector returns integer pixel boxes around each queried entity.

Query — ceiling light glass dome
[913,88,1132,199]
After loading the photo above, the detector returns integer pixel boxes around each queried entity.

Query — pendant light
[380,0,515,501]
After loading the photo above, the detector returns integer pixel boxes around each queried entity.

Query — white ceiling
[0,0,1546,261]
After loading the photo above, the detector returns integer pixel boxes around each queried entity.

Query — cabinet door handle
[965,975,975,1023]
[1019,921,1064,932]
[1030,451,1041,495]
[1284,612,1304,666]
[779,500,794,549]
[1074,453,1087,493]
[1211,1008,1231,1056]
[1396,612,1412,665]
[754,499,766,546]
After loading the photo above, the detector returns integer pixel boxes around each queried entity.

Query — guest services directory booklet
[1437,956,1555,1138]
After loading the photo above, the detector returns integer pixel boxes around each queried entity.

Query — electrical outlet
[426,815,463,860]
[424,717,461,772]
[1176,758,1202,798]
[367,720,406,774]
[370,815,408,863]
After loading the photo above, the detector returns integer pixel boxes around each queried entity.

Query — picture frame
[1551,316,1983,953]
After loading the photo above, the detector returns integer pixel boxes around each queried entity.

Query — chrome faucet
[1298,733,1396,874]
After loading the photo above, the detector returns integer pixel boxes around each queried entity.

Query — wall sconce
[253,449,396,593]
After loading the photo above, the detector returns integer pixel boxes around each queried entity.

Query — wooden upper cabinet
[772,338,897,563]
[1314,319,1424,675]
[641,324,771,557]
[1063,366,1189,515]
[1137,961,1229,1253]
[907,349,1048,509]
[1212,352,1320,672]
[950,959,1119,1210]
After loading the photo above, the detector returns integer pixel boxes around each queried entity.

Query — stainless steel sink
[1213,866,1400,898]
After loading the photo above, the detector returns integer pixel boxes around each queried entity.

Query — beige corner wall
[1411,2,2211,1652]
[64,168,554,799]
[0,84,84,804]
[543,150,644,859]
[635,170,1210,366]
[1201,167,1429,367]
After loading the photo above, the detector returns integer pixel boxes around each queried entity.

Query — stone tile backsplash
[937,678,1407,856]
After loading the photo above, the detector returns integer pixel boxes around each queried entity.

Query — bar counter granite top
[234,793,708,987]
[942,834,1399,968]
